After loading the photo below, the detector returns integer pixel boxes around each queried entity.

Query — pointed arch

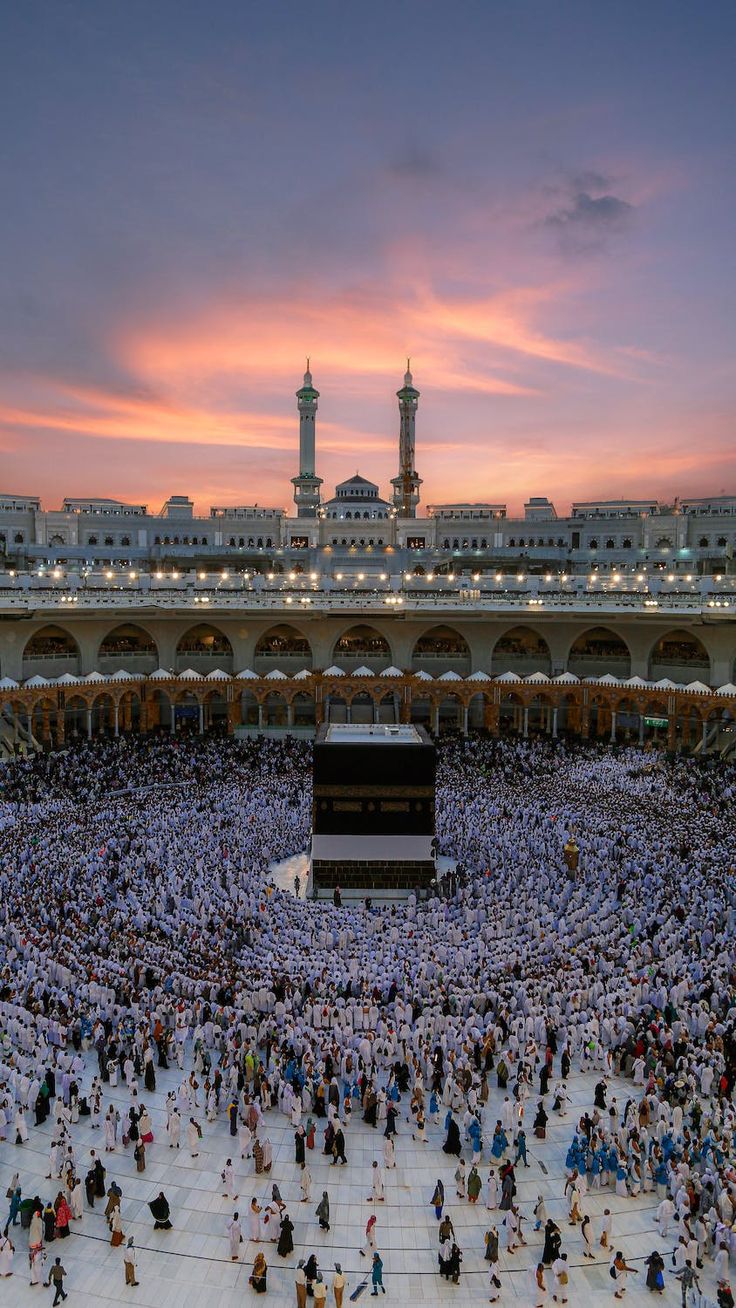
[411,625,470,674]
[99,623,159,672]
[175,624,233,673]
[332,625,392,667]
[567,627,632,678]
[647,629,710,683]
[23,624,80,677]
[254,624,313,674]
[491,626,551,676]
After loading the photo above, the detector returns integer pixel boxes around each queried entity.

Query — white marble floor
[0,1057,722,1307]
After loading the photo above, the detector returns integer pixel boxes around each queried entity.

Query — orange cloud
[119,278,627,397]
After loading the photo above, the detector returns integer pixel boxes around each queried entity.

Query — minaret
[291,359,323,518]
[390,360,422,517]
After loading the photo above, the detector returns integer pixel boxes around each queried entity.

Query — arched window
[334,625,391,662]
[99,624,158,663]
[23,625,80,670]
[255,624,312,671]
[569,627,631,677]
[88,535,98,546]
[717,536,728,547]
[121,535,130,547]
[201,537,208,545]
[266,538,272,548]
[649,630,710,680]
[14,533,23,543]
[622,538,632,549]
[176,624,233,668]
[104,536,114,546]
[589,538,598,549]
[605,538,615,549]
[239,537,245,547]
[492,626,552,676]
[698,536,709,548]
[412,625,471,672]
[154,536,161,545]
[248,538,254,547]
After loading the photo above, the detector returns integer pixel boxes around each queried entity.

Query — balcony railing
[0,587,730,618]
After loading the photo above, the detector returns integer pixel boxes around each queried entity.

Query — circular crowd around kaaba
[0,730,733,1302]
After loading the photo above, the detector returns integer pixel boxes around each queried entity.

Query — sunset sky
[1,1,735,515]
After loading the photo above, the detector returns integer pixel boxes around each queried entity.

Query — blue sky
[1,0,734,511]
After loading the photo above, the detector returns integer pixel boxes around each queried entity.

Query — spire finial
[404,357,413,386]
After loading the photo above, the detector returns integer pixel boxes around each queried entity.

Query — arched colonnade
[2,673,734,754]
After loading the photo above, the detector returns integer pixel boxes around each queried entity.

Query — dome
[325,473,391,517]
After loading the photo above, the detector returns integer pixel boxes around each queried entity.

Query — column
[552,706,558,738]
[86,708,92,741]
[113,704,119,738]
[701,717,708,750]
[609,710,617,743]
[287,702,295,728]
[639,714,645,746]
[346,702,352,723]
[432,704,440,735]
[198,702,204,733]
[170,706,177,734]
[522,705,529,738]
[372,699,378,723]
[257,703,265,730]
[462,704,469,736]
[667,715,677,751]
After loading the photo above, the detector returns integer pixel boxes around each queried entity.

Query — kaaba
[311,723,436,893]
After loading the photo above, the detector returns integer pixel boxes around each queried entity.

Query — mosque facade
[0,364,735,577]
[0,366,734,755]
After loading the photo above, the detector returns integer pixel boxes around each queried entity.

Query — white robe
[0,1236,13,1276]
[227,1218,242,1258]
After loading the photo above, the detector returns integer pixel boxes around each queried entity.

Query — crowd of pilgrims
[0,730,733,1302]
